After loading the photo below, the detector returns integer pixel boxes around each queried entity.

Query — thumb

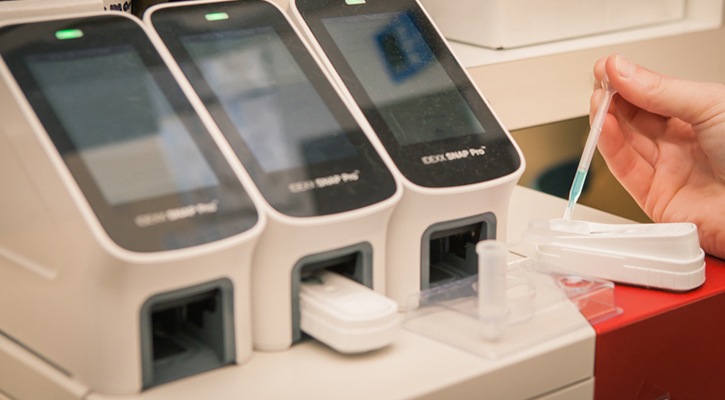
[605,54,725,128]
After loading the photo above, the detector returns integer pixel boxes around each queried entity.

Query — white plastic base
[300,271,400,354]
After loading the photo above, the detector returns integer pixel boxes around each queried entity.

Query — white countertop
[0,186,637,400]
[85,186,626,400]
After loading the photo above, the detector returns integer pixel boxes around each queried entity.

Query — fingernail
[615,54,635,79]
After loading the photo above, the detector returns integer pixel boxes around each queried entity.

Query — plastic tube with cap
[476,240,509,340]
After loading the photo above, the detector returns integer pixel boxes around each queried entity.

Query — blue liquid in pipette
[564,169,588,220]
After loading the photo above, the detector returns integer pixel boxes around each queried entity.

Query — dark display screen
[0,15,258,252]
[322,12,484,146]
[295,0,522,188]
[180,26,358,173]
[25,45,219,206]
[151,0,397,217]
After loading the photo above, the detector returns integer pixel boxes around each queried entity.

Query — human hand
[591,54,725,259]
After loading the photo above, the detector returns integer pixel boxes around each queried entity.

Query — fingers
[596,111,654,205]
[590,77,658,205]
[590,69,666,167]
[589,87,602,125]
[592,57,606,90]
[589,83,619,125]
[591,79,667,141]
[608,95,663,167]
[610,95,668,139]
[604,54,725,129]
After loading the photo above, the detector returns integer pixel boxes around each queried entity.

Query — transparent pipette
[564,74,617,221]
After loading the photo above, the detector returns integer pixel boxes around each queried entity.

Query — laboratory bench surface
[3,186,725,400]
[91,186,603,400]
[4,186,601,400]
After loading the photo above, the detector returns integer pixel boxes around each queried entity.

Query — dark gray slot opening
[421,213,497,290]
[290,242,373,344]
[140,279,235,390]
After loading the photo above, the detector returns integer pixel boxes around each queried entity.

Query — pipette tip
[563,205,574,222]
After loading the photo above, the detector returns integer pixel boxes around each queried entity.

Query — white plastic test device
[527,219,706,291]
[0,12,267,395]
[290,0,525,308]
[145,0,402,352]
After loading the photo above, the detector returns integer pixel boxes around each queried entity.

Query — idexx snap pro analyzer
[145,0,402,352]
[0,12,266,395]
[290,0,525,308]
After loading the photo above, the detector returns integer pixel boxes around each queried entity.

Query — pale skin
[591,54,725,259]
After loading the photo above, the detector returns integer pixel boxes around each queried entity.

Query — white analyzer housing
[143,0,403,353]
[289,0,526,309]
[0,11,267,395]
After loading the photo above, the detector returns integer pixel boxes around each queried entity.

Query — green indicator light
[205,12,229,21]
[55,29,84,40]
[345,0,366,4]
